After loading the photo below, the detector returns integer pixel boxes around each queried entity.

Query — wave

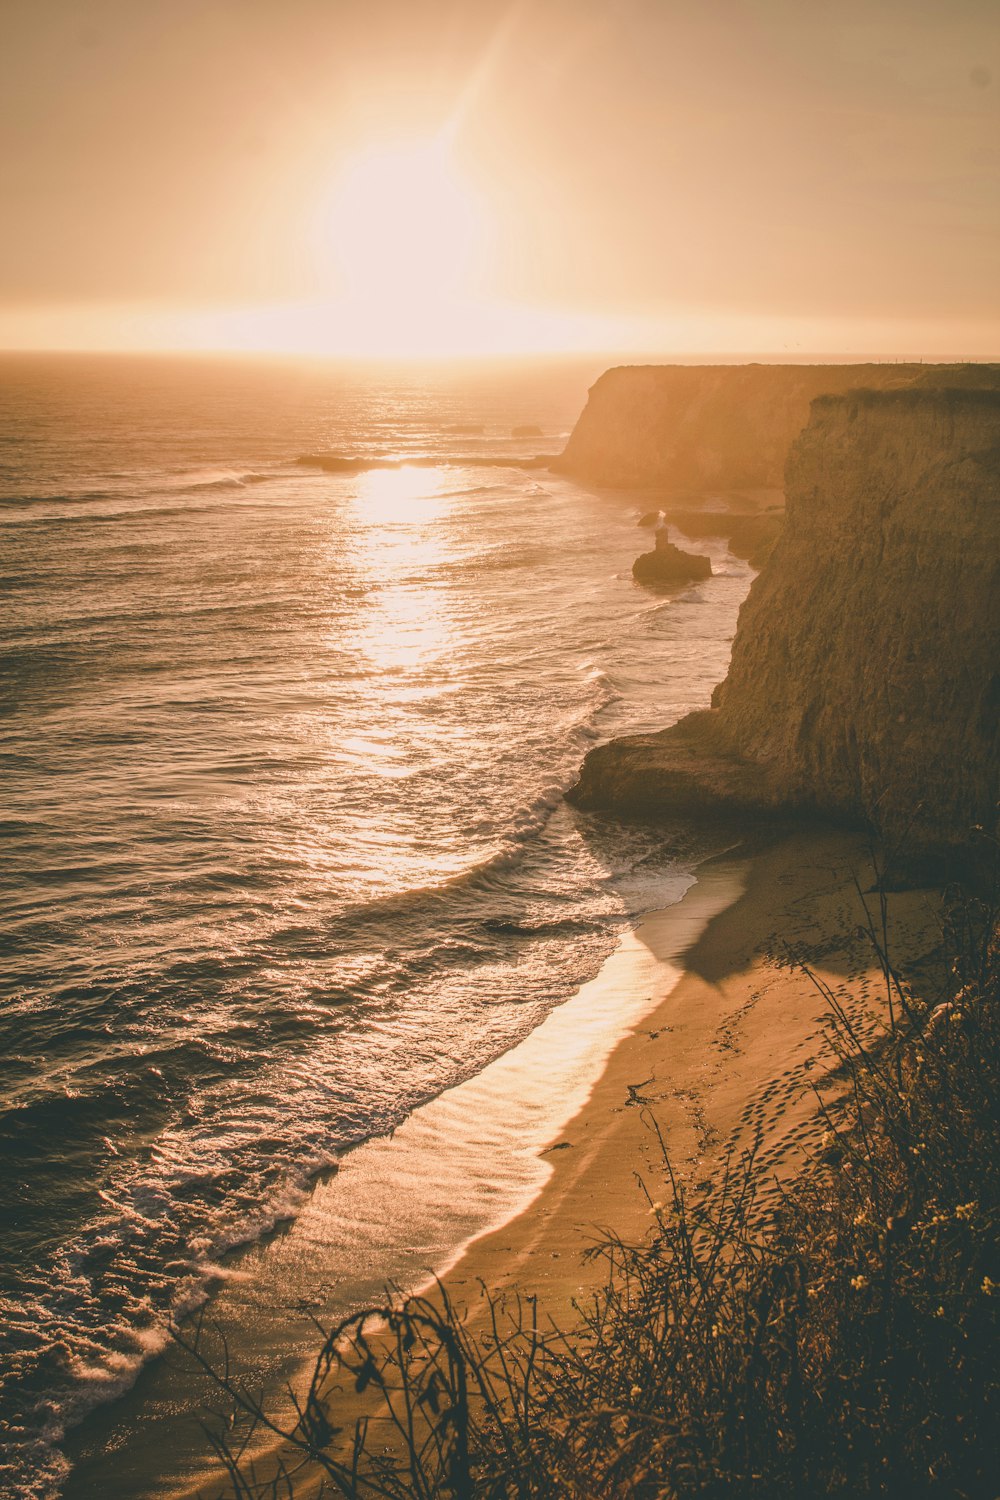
[479,915,605,938]
[324,764,619,939]
[1,469,274,510]
[0,1135,343,1500]
[170,469,272,494]
[330,812,567,931]
[0,821,677,1497]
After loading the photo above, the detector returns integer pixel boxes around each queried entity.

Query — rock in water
[657,508,786,569]
[512,423,543,437]
[632,528,712,589]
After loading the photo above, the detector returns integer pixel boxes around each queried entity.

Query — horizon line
[2,345,998,364]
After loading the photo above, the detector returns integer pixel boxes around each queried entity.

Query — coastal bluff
[569,381,1000,848]
[555,362,961,493]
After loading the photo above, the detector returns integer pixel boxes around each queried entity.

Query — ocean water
[0,353,753,1498]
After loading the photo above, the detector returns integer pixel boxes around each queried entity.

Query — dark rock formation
[659,507,786,569]
[569,709,773,821]
[632,529,712,590]
[637,510,662,528]
[571,383,1000,849]
[722,512,785,569]
[554,362,991,493]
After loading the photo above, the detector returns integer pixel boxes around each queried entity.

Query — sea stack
[632,528,712,589]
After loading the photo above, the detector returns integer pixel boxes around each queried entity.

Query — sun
[274,129,633,358]
[316,136,487,331]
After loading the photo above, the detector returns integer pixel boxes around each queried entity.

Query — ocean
[0,353,753,1497]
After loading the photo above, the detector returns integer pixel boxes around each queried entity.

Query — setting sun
[319,136,486,306]
[305,132,498,355]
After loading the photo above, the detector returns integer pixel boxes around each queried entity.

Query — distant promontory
[552,362,990,494]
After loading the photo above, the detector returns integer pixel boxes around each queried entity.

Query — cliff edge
[569,384,1000,849]
[554,362,989,494]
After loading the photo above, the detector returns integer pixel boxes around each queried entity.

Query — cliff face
[556,363,949,493]
[570,385,1000,848]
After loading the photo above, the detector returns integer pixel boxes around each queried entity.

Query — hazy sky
[1,0,998,355]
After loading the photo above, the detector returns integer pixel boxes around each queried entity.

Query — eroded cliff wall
[556,363,954,493]
[570,384,1000,848]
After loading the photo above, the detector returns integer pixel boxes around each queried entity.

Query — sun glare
[321,137,485,302]
[342,465,457,677]
[309,134,494,353]
[355,465,450,528]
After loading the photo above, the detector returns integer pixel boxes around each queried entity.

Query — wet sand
[444,825,941,1322]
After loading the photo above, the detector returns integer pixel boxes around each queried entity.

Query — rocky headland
[553,361,979,493]
[569,378,1000,850]
[556,362,1000,575]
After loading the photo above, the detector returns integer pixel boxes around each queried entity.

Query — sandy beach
[155,822,945,1498]
[445,827,941,1317]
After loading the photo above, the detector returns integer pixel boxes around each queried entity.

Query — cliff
[569,383,1000,849]
[555,362,974,494]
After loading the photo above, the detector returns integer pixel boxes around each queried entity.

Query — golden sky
[1,0,998,357]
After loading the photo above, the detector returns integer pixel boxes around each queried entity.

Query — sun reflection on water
[317,463,465,828]
[342,465,459,678]
[355,464,450,528]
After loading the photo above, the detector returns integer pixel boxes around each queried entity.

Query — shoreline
[63,823,945,1498]
[63,844,747,1499]
[203,823,945,1495]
